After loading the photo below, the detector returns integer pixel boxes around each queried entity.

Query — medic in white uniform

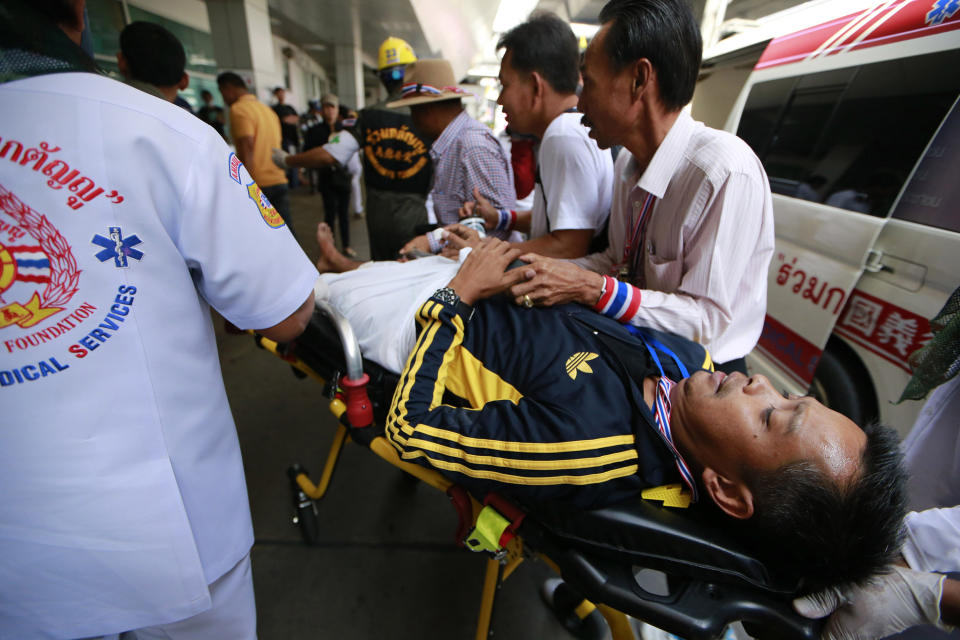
[0,23,317,639]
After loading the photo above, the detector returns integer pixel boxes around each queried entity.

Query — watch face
[434,287,459,306]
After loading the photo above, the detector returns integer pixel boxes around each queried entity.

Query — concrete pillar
[334,43,364,110]
[331,4,364,109]
[206,0,278,99]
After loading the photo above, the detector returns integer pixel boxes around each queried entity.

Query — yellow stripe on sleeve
[401,436,638,471]
[400,424,635,453]
[388,302,445,447]
[398,450,639,486]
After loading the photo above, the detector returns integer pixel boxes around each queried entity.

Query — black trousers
[319,184,351,248]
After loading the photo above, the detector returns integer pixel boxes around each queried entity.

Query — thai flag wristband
[593,275,641,323]
[496,209,516,232]
[427,228,446,254]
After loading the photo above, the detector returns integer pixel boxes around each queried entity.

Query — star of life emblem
[91,227,143,268]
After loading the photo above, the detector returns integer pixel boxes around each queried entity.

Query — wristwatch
[433,286,460,307]
[433,287,475,321]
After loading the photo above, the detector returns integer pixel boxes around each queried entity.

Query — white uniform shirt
[0,73,317,639]
[529,112,613,240]
[900,376,960,573]
[573,111,775,364]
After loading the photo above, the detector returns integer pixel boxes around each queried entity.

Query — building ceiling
[265,0,822,82]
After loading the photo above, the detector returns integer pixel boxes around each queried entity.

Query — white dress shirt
[574,111,775,364]
[900,376,960,573]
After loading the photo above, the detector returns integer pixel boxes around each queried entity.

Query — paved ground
[216,186,574,639]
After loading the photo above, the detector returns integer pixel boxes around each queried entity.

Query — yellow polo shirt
[229,94,287,187]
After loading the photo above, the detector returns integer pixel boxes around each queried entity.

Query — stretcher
[255,300,821,640]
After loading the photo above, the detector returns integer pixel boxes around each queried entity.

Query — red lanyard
[621,192,655,283]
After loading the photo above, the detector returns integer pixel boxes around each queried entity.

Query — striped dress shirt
[575,111,775,364]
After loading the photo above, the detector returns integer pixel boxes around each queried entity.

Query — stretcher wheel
[288,465,320,545]
[294,497,320,545]
[540,578,610,640]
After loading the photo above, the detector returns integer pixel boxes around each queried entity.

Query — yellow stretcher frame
[255,332,643,640]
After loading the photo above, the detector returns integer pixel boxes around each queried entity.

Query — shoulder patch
[246,182,285,228]
[228,152,242,184]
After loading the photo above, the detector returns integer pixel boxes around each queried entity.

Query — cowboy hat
[386,59,468,108]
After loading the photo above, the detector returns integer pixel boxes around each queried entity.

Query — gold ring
[522,294,534,309]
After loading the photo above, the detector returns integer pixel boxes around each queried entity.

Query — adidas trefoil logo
[565,352,598,380]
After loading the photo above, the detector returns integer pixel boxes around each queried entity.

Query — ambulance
[698,0,960,434]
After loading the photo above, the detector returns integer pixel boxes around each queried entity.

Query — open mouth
[714,371,728,393]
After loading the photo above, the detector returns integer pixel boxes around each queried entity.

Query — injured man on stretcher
[313,235,908,594]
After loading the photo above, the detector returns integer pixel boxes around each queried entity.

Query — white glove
[794,565,949,640]
[271,147,289,169]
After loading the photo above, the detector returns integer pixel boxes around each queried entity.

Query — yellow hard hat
[378,37,417,70]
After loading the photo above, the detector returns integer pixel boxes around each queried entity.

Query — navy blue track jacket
[386,293,713,509]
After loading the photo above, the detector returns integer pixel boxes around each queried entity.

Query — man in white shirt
[457,13,613,258]
[509,0,775,373]
[0,1,317,638]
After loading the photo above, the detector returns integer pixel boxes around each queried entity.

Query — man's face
[274,89,286,103]
[497,50,535,135]
[670,371,866,487]
[321,103,338,124]
[409,104,443,140]
[218,84,238,106]
[578,23,635,149]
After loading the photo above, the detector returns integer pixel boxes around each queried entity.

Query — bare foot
[315,222,362,273]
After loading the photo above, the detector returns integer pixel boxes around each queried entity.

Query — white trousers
[88,553,257,640]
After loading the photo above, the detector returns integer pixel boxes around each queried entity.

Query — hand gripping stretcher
[253,300,822,640]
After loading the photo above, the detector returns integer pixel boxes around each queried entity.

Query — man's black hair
[497,12,579,95]
[597,0,702,111]
[737,421,908,593]
[217,71,248,90]
[30,0,77,28]
[119,21,186,87]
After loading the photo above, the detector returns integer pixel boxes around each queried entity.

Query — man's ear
[702,468,754,519]
[631,58,653,97]
[116,52,129,78]
[179,72,190,91]
[530,71,545,99]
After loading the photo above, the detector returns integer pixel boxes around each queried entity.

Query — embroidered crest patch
[246,182,285,228]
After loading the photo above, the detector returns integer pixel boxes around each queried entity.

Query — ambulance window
[738,49,960,217]
[891,101,960,234]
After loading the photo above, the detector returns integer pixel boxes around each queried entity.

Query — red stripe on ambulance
[756,0,960,70]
